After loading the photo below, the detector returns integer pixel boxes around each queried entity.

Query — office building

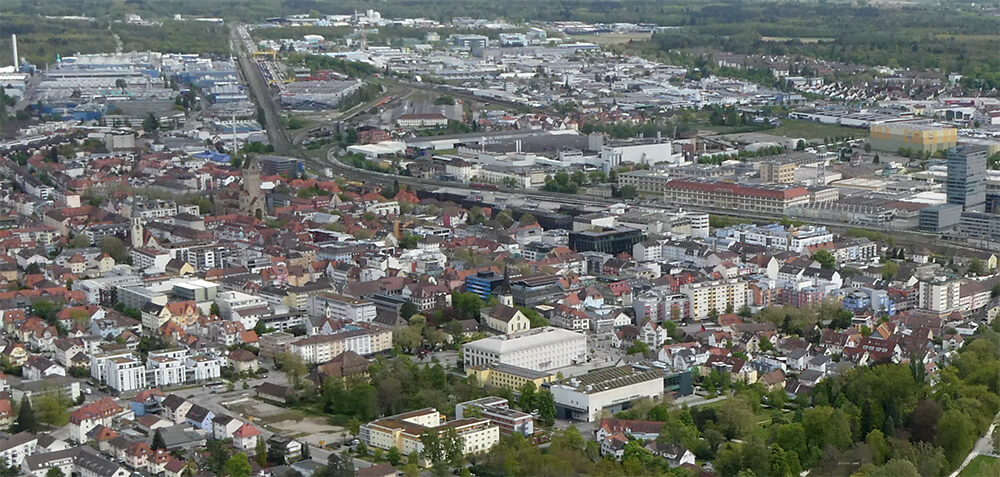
[569,228,645,255]
[308,293,376,323]
[465,270,505,301]
[548,366,664,422]
[947,145,988,212]
[918,204,962,233]
[462,327,587,371]
[651,179,811,215]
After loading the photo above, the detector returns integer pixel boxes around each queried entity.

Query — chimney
[11,34,17,70]
[656,131,662,143]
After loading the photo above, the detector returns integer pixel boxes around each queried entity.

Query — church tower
[240,156,265,219]
[497,265,514,307]
[130,206,144,249]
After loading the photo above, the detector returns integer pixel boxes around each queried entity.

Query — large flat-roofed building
[461,326,587,372]
[465,363,557,391]
[548,366,664,422]
[870,123,957,153]
[651,179,811,215]
[568,228,645,255]
[360,408,499,466]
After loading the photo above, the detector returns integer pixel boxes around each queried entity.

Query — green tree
[935,410,976,467]
[399,301,418,320]
[34,393,71,427]
[152,428,166,450]
[223,453,253,477]
[617,185,639,199]
[68,234,91,248]
[100,236,128,263]
[274,353,307,391]
[866,429,888,465]
[969,258,986,276]
[46,469,64,477]
[517,381,537,411]
[811,249,836,269]
[882,260,899,281]
[142,113,160,133]
[518,213,537,225]
[210,303,221,316]
[256,437,268,467]
[536,390,556,426]
[323,451,355,477]
[387,446,402,466]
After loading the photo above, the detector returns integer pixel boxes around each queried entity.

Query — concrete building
[465,363,557,391]
[258,331,297,358]
[462,327,587,371]
[869,123,956,154]
[681,279,748,320]
[455,397,534,436]
[548,366,664,422]
[655,179,811,215]
[917,277,962,316]
[918,204,962,233]
[946,145,988,212]
[105,356,146,393]
[360,408,499,466]
[759,161,797,184]
[308,293,376,323]
[568,228,645,255]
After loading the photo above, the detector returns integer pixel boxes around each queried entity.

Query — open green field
[959,456,1000,477]
[768,119,868,140]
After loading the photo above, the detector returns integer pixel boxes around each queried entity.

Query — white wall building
[548,366,664,422]
[461,327,587,372]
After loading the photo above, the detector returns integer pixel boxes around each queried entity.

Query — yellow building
[869,123,957,154]
[465,363,556,391]
[480,304,531,335]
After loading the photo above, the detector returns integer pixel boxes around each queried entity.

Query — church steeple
[498,265,513,307]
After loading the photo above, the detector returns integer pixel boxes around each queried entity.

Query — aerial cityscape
[0,1,999,476]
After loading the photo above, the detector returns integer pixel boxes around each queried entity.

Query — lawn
[768,119,869,140]
[959,455,1000,477]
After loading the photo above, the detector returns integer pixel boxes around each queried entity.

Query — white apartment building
[360,408,499,466]
[90,350,135,383]
[548,366,664,422]
[681,279,748,320]
[308,293,376,323]
[918,278,962,315]
[185,355,222,382]
[106,357,146,393]
[0,433,37,468]
[131,248,172,272]
[215,291,269,320]
[461,327,587,372]
[146,356,186,388]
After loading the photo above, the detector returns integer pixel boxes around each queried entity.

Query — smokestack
[656,131,662,143]
[11,34,17,70]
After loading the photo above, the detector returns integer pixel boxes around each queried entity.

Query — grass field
[768,119,869,140]
[959,455,1000,477]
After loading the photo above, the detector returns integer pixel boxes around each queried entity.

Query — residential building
[465,363,557,391]
[455,397,534,436]
[308,293,377,323]
[360,408,499,466]
[681,279,748,320]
